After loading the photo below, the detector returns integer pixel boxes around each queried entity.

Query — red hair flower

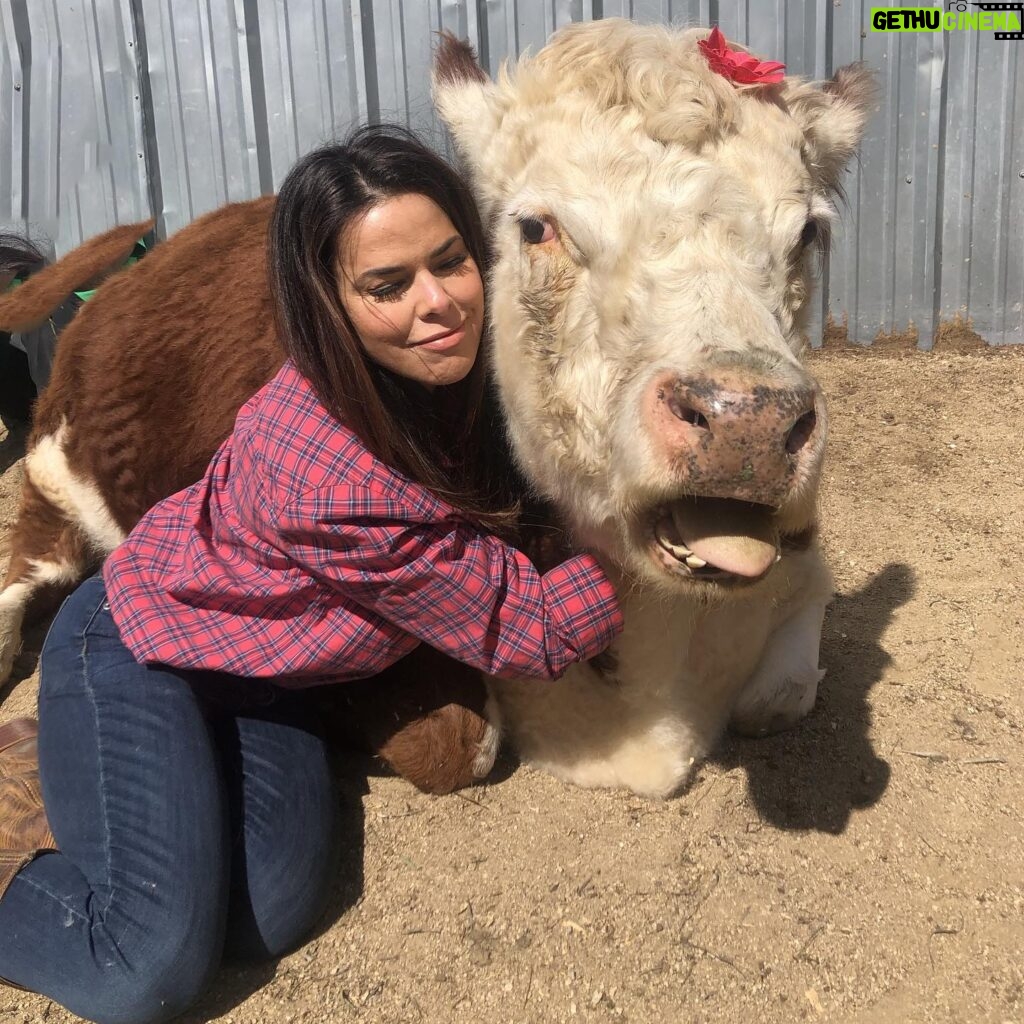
[698,26,786,86]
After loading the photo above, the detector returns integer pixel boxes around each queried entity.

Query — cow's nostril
[785,409,817,455]
[667,396,710,430]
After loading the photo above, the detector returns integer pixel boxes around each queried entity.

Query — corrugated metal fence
[1,1,1021,346]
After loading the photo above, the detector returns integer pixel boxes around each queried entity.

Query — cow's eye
[518,216,556,245]
[800,220,818,249]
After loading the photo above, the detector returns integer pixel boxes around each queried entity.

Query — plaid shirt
[104,360,622,686]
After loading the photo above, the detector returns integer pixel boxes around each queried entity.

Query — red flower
[698,26,786,86]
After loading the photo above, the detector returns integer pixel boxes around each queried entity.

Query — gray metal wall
[1,1,1021,346]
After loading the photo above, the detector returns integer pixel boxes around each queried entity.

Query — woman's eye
[439,253,468,272]
[368,282,405,301]
[518,216,556,245]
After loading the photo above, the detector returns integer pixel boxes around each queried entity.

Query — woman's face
[336,193,484,389]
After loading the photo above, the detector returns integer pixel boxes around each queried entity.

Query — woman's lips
[411,324,466,351]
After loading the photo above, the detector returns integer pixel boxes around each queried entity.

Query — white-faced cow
[0,21,872,797]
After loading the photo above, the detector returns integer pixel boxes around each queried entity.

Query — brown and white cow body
[0,21,872,798]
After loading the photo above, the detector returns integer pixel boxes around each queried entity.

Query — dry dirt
[1,344,1022,1024]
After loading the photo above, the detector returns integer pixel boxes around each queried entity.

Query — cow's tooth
[667,542,693,558]
[656,531,693,559]
[685,554,707,569]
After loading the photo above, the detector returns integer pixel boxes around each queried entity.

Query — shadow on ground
[714,562,915,834]
[0,418,27,476]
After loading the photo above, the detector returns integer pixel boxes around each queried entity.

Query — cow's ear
[432,33,503,173]
[787,63,876,192]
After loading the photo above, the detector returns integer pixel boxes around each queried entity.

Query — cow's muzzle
[643,369,826,582]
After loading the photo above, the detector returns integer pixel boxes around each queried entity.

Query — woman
[0,125,622,1023]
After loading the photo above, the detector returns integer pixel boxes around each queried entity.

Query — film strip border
[974,0,1024,39]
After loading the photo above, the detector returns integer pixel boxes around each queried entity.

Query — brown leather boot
[0,718,57,903]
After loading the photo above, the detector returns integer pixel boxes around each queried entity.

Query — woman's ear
[785,63,877,193]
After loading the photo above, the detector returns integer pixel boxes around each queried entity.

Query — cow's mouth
[651,497,780,584]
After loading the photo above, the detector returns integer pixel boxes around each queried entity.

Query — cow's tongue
[669,498,778,579]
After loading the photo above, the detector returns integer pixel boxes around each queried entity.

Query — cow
[430,21,873,795]
[0,20,872,798]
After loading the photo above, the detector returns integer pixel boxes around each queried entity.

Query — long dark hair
[0,234,45,286]
[269,125,519,535]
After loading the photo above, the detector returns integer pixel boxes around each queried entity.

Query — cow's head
[434,20,873,594]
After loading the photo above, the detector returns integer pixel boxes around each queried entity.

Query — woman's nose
[417,272,453,315]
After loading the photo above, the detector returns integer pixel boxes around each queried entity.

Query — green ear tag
[73,237,148,302]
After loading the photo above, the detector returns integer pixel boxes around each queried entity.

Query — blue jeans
[0,576,341,1024]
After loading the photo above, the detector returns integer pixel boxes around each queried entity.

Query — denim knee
[226,825,340,962]
[82,971,211,1024]
[217,710,340,963]
[50,922,222,1024]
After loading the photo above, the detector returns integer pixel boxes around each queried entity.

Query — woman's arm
[278,484,623,680]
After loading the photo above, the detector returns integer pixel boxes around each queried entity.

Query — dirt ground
[1,343,1022,1024]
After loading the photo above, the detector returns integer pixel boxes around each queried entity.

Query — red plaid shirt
[104,360,622,686]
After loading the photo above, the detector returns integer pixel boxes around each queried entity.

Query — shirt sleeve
[276,484,623,680]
